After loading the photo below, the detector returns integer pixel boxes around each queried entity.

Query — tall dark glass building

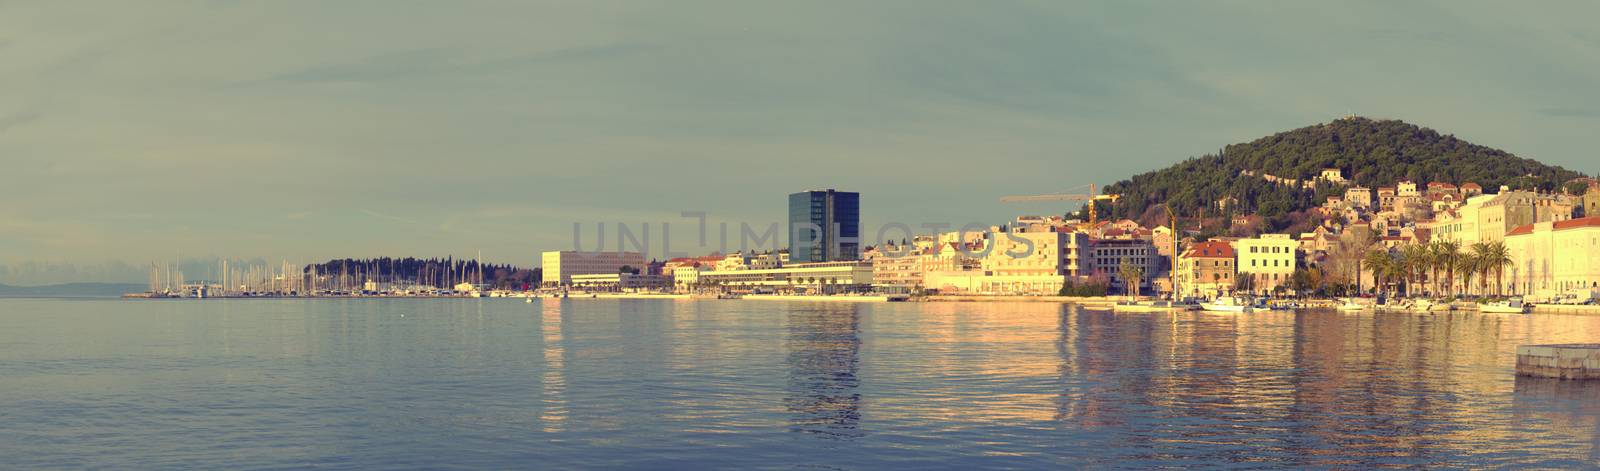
[788,189,860,263]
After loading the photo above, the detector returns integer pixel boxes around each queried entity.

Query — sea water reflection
[1,298,1599,469]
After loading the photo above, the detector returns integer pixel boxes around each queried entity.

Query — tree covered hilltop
[1097,117,1590,230]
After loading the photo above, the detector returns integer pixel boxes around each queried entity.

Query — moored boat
[1478,298,1530,314]
[1114,300,1199,312]
[1407,299,1452,312]
[1200,296,1254,313]
[1336,298,1370,311]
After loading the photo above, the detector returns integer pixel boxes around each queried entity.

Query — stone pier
[1517,344,1600,380]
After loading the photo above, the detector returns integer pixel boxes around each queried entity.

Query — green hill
[1099,117,1588,227]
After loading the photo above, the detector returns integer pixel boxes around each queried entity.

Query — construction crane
[1000,184,1122,225]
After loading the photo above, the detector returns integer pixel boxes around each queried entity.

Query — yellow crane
[1000,183,1122,225]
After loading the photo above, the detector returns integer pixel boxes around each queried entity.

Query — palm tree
[1386,261,1409,298]
[1440,243,1452,294]
[1400,245,1428,297]
[1394,247,1411,296]
[1118,260,1144,299]
[1457,253,1480,296]
[1470,242,1494,296]
[1363,249,1394,297]
[1435,240,1461,296]
[1484,241,1513,296]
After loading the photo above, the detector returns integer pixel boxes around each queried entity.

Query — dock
[1531,304,1600,315]
[1517,344,1600,380]
[740,294,906,302]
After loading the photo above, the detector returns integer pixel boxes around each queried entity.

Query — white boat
[1408,299,1452,312]
[1200,296,1254,313]
[1478,299,1530,314]
[1336,298,1370,311]
[1114,300,1199,312]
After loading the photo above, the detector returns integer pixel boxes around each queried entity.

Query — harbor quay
[1517,344,1600,379]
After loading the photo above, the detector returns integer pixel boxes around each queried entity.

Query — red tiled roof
[1461,182,1482,189]
[1500,219,1596,238]
[1553,216,1600,231]
[1183,241,1235,258]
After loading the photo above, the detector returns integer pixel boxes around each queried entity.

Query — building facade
[672,264,711,291]
[1346,186,1373,209]
[569,273,672,292]
[1236,234,1298,294]
[788,189,861,263]
[1178,240,1236,298]
[1505,217,1600,296]
[1427,189,1576,246]
[1089,238,1159,295]
[541,250,646,287]
[700,261,873,294]
[919,230,1091,295]
[871,250,925,290]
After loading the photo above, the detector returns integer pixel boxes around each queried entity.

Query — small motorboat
[1200,296,1254,313]
[1478,298,1530,314]
[1336,298,1369,311]
[1407,299,1452,312]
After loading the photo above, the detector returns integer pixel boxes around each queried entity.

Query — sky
[2,1,1599,284]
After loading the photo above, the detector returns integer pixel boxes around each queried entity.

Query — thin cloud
[358,208,419,225]
[1537,107,1600,118]
[0,111,41,136]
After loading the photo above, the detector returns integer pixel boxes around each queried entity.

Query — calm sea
[2,298,1599,469]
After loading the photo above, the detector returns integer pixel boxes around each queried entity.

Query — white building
[1505,217,1600,296]
[1426,189,1575,247]
[700,261,873,294]
[672,264,711,290]
[1397,181,1419,197]
[1345,186,1373,209]
[924,229,1092,295]
[1236,234,1298,294]
[541,250,646,287]
[569,273,672,292]
[872,249,925,290]
[1319,168,1347,184]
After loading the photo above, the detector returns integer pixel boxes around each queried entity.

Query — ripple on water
[2,299,1600,469]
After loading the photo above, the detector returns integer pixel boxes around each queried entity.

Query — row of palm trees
[1361,240,1513,298]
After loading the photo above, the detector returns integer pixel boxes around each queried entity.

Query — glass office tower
[788,189,860,263]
